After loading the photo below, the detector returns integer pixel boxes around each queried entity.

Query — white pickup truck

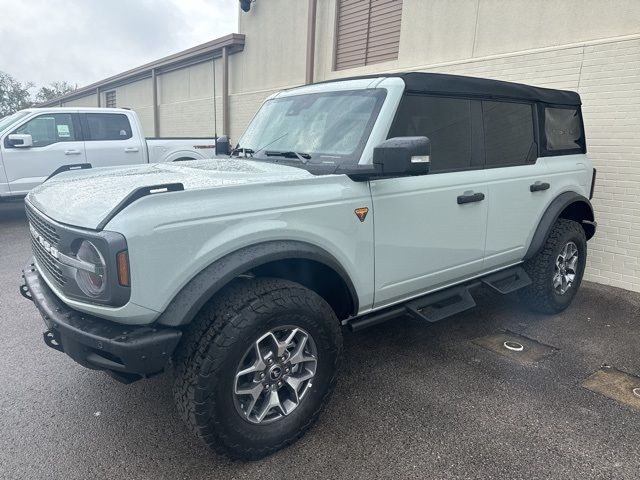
[0,107,216,198]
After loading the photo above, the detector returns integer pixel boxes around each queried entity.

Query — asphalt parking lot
[1,200,639,480]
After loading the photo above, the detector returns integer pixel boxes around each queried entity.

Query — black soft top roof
[326,72,581,106]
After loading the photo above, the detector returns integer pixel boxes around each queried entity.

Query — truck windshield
[236,89,386,167]
[0,110,30,133]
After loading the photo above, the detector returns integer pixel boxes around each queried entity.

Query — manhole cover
[503,341,524,352]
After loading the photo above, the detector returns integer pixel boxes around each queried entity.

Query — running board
[406,284,478,323]
[347,265,531,332]
[481,266,531,294]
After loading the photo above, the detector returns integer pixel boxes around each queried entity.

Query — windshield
[0,110,30,133]
[236,89,386,167]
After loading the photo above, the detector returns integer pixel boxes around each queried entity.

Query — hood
[27,159,313,229]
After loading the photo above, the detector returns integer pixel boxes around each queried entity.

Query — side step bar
[347,266,531,332]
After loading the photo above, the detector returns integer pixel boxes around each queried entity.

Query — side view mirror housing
[215,135,230,156]
[373,136,430,176]
[340,136,430,180]
[7,133,33,148]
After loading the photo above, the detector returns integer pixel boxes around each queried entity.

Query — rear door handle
[124,147,139,153]
[64,149,81,155]
[530,182,550,192]
[457,192,485,204]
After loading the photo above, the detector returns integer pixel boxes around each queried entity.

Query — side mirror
[7,133,33,148]
[372,136,430,176]
[215,135,230,156]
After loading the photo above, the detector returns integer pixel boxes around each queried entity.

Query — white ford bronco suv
[20,73,596,459]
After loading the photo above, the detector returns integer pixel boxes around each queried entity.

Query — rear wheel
[172,278,342,460]
[520,218,587,314]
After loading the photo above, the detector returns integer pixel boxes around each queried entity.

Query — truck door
[371,95,488,308]
[0,112,85,195]
[81,112,145,167]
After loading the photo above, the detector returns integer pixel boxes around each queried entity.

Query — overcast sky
[0,0,238,89]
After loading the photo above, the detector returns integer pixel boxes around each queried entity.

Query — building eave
[38,33,245,106]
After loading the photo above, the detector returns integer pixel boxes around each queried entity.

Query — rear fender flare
[524,192,595,260]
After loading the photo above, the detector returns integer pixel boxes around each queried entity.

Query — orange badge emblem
[354,207,369,222]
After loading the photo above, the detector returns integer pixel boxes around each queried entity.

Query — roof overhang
[39,33,245,106]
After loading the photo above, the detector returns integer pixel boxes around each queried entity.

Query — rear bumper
[21,259,182,383]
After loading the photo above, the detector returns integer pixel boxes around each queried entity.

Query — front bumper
[21,259,182,383]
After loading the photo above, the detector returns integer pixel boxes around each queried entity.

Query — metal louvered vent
[334,0,403,71]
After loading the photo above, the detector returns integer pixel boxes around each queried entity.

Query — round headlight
[75,240,107,297]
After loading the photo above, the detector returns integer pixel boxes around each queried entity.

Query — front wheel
[172,278,342,460]
[520,218,587,314]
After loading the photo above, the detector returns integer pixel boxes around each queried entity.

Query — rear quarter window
[542,106,585,154]
[85,113,133,141]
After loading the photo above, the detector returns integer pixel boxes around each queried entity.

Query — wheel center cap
[269,365,283,380]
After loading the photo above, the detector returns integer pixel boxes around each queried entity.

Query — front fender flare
[524,192,595,260]
[155,240,359,327]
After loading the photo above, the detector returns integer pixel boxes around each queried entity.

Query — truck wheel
[520,218,587,314]
[172,277,342,460]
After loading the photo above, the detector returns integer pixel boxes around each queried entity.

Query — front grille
[26,206,67,288]
[26,206,60,245]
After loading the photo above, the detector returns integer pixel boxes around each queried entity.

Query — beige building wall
[157,59,224,137]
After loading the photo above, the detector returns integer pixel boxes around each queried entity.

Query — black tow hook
[43,330,64,353]
[19,284,33,302]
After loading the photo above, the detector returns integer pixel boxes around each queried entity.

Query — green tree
[0,71,33,116]
[35,81,76,104]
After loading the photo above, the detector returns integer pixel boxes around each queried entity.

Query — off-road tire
[520,218,587,314]
[172,277,342,460]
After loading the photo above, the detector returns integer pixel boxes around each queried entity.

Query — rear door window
[388,95,479,173]
[13,113,78,147]
[482,101,536,168]
[85,113,133,141]
[543,107,584,153]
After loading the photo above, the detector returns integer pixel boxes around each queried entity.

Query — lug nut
[264,384,270,390]
[267,358,274,365]
[284,367,290,374]
[277,381,283,388]
[259,372,265,379]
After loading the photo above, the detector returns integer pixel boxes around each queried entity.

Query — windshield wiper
[264,151,311,163]
[229,147,255,157]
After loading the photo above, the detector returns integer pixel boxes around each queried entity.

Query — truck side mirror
[7,133,33,148]
[372,136,430,176]
[215,136,230,156]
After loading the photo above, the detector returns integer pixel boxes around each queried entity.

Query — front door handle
[530,182,550,192]
[457,192,485,205]
[124,147,139,153]
[64,149,81,155]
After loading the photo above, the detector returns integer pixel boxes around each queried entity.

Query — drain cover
[503,341,524,352]
[582,368,640,412]
[472,332,556,363]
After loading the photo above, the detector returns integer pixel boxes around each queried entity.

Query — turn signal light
[117,251,130,287]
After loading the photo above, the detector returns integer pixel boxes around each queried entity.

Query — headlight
[74,240,107,297]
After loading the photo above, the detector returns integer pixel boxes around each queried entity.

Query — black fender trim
[524,191,595,260]
[155,240,359,327]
